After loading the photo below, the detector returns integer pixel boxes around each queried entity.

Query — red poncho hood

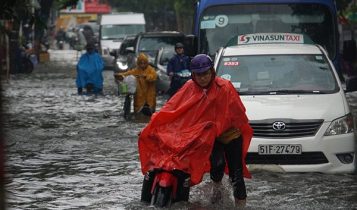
[138,77,253,185]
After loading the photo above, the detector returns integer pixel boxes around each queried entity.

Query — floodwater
[2,50,357,210]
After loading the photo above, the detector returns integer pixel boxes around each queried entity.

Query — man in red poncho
[138,54,253,207]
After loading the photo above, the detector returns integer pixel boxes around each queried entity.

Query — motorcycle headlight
[117,61,128,70]
[324,113,354,136]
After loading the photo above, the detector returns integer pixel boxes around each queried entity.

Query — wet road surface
[2,50,357,209]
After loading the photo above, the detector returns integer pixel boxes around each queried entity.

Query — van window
[101,25,145,40]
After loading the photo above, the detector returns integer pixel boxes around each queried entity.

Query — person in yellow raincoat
[114,53,157,115]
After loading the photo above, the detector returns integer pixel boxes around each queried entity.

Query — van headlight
[324,113,354,136]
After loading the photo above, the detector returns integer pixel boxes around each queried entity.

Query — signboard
[61,0,111,14]
[85,0,111,14]
[61,0,85,13]
[237,33,305,45]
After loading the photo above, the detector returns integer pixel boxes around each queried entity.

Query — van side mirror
[110,49,117,58]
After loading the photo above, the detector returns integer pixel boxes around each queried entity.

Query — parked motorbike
[167,69,191,97]
[69,36,79,50]
[20,55,33,74]
[57,40,64,50]
[17,45,37,74]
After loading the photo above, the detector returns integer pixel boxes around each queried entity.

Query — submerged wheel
[141,171,155,203]
[153,186,172,208]
[123,94,131,119]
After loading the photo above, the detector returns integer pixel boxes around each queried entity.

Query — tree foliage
[0,0,34,21]
[107,0,196,32]
[336,0,354,13]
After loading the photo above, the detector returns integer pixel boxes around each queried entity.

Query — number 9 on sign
[215,15,228,27]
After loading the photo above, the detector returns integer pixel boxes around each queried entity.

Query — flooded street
[2,50,357,210]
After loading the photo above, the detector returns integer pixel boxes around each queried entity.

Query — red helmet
[190,54,213,73]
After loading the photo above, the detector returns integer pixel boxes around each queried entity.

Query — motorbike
[69,36,79,50]
[167,69,191,97]
[17,45,37,74]
[57,40,64,50]
[116,75,136,119]
[141,168,191,207]
[138,85,219,207]
[20,53,34,74]
[140,105,197,208]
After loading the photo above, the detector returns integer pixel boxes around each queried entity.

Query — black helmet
[175,42,184,49]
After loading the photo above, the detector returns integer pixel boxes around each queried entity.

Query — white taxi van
[215,33,357,173]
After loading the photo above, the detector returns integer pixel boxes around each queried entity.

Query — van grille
[246,152,328,165]
[250,119,324,138]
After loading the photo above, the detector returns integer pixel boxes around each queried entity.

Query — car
[112,31,186,73]
[112,31,187,94]
[113,40,176,94]
[214,33,357,173]
[113,35,137,72]
[154,47,176,94]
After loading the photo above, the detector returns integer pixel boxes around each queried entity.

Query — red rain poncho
[138,77,253,186]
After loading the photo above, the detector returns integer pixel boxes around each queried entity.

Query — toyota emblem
[272,121,286,131]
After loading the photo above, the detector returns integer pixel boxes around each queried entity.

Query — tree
[336,0,354,13]
[174,0,196,33]
[107,0,196,33]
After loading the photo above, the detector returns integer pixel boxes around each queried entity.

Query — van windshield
[138,36,184,60]
[216,54,339,95]
[138,36,184,51]
[101,24,145,40]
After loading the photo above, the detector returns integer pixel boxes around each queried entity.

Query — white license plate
[258,144,302,155]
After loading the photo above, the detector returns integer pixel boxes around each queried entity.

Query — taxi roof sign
[238,33,304,44]
[226,33,314,47]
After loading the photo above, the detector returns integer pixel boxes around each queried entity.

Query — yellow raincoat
[118,53,157,113]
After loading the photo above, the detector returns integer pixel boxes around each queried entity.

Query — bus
[193,0,339,70]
